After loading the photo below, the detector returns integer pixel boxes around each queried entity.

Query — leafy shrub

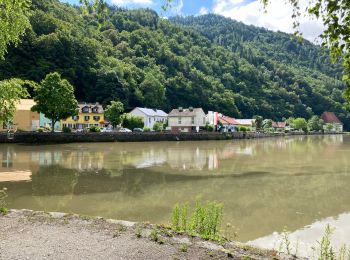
[205,124,214,132]
[143,127,151,132]
[37,128,44,133]
[153,122,163,132]
[239,126,247,132]
[0,188,8,215]
[170,201,223,241]
[122,114,144,129]
[62,126,71,133]
[89,125,101,132]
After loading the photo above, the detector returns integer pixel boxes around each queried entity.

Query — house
[40,113,61,131]
[234,119,255,128]
[272,121,286,131]
[168,107,206,132]
[321,112,343,132]
[129,107,168,129]
[1,99,40,131]
[61,103,105,130]
[206,111,219,129]
[218,115,240,132]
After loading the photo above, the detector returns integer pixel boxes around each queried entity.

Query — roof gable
[321,112,342,124]
[134,107,168,117]
[168,108,205,117]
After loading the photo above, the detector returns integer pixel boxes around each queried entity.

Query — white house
[168,107,206,132]
[129,107,168,129]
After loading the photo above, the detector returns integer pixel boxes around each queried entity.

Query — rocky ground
[0,209,296,260]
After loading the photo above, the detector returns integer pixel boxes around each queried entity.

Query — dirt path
[0,210,294,260]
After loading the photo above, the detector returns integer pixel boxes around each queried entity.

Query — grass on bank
[0,187,8,215]
[171,201,224,241]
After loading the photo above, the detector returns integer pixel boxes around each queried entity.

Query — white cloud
[213,0,324,42]
[198,6,209,16]
[172,0,184,15]
[111,0,153,6]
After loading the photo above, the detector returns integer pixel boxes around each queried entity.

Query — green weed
[0,187,8,215]
[170,201,223,241]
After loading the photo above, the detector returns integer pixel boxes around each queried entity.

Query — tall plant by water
[0,187,8,214]
[170,201,223,241]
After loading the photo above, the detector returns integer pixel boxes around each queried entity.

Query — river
[0,135,349,257]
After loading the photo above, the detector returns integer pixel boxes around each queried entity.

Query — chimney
[189,107,194,112]
[178,107,183,112]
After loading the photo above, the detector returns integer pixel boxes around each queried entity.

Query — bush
[0,188,8,215]
[239,126,247,132]
[153,122,163,132]
[205,124,214,132]
[170,201,223,241]
[62,126,71,133]
[143,127,151,132]
[37,128,44,133]
[121,114,144,129]
[89,125,101,132]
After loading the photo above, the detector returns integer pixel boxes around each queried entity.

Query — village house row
[1,99,344,133]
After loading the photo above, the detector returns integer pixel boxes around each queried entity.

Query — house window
[203,117,205,124]
[93,116,100,121]
[178,117,182,124]
[149,118,151,123]
[92,107,98,113]
[191,117,195,124]
[82,107,89,113]
[73,115,79,121]
[84,116,90,121]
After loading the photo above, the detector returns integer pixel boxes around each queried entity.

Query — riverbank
[0,131,342,144]
[0,209,297,260]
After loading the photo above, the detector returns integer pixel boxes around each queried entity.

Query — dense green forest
[0,0,349,128]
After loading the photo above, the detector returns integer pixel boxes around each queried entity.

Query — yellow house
[1,99,40,131]
[61,103,105,130]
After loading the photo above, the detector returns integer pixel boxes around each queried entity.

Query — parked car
[101,128,113,133]
[119,128,132,133]
[133,128,143,132]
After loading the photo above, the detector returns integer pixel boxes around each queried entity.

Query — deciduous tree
[31,72,78,132]
[105,100,124,128]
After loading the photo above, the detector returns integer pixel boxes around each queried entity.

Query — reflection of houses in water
[0,170,32,182]
[0,146,39,174]
[60,151,105,171]
[130,149,167,169]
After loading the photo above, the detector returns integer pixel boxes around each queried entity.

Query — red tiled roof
[321,112,342,124]
[218,116,239,125]
[272,122,286,128]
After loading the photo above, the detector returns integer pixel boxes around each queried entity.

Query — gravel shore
[0,209,295,260]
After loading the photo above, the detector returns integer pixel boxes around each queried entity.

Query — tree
[0,0,31,59]
[0,79,29,127]
[262,119,272,129]
[253,115,263,130]
[121,114,144,130]
[325,123,334,132]
[262,0,350,101]
[307,115,324,132]
[31,72,78,132]
[104,101,124,128]
[293,118,307,132]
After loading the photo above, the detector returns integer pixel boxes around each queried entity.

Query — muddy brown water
[1,135,349,257]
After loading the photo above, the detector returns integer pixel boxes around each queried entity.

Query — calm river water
[1,135,350,257]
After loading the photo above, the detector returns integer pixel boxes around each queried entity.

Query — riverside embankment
[0,209,296,260]
[0,131,339,144]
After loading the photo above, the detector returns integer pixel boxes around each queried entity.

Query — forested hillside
[1,0,349,128]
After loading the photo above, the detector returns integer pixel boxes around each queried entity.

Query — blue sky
[60,0,323,41]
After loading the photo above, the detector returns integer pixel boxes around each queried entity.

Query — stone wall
[0,131,337,144]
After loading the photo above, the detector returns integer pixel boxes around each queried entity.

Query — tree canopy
[0,79,29,126]
[105,100,124,127]
[1,0,349,129]
[31,72,78,132]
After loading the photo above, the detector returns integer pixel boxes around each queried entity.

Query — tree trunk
[51,119,55,133]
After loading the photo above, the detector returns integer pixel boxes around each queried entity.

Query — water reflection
[0,135,350,248]
[248,212,350,258]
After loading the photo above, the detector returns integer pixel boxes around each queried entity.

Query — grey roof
[78,103,104,113]
[168,108,204,117]
[134,107,168,117]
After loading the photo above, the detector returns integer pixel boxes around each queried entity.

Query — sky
[61,0,324,42]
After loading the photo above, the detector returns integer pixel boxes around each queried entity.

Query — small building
[40,113,61,131]
[129,107,168,129]
[206,111,219,129]
[61,103,105,130]
[272,121,286,131]
[321,112,343,132]
[168,107,206,132]
[218,115,240,132]
[1,99,40,131]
